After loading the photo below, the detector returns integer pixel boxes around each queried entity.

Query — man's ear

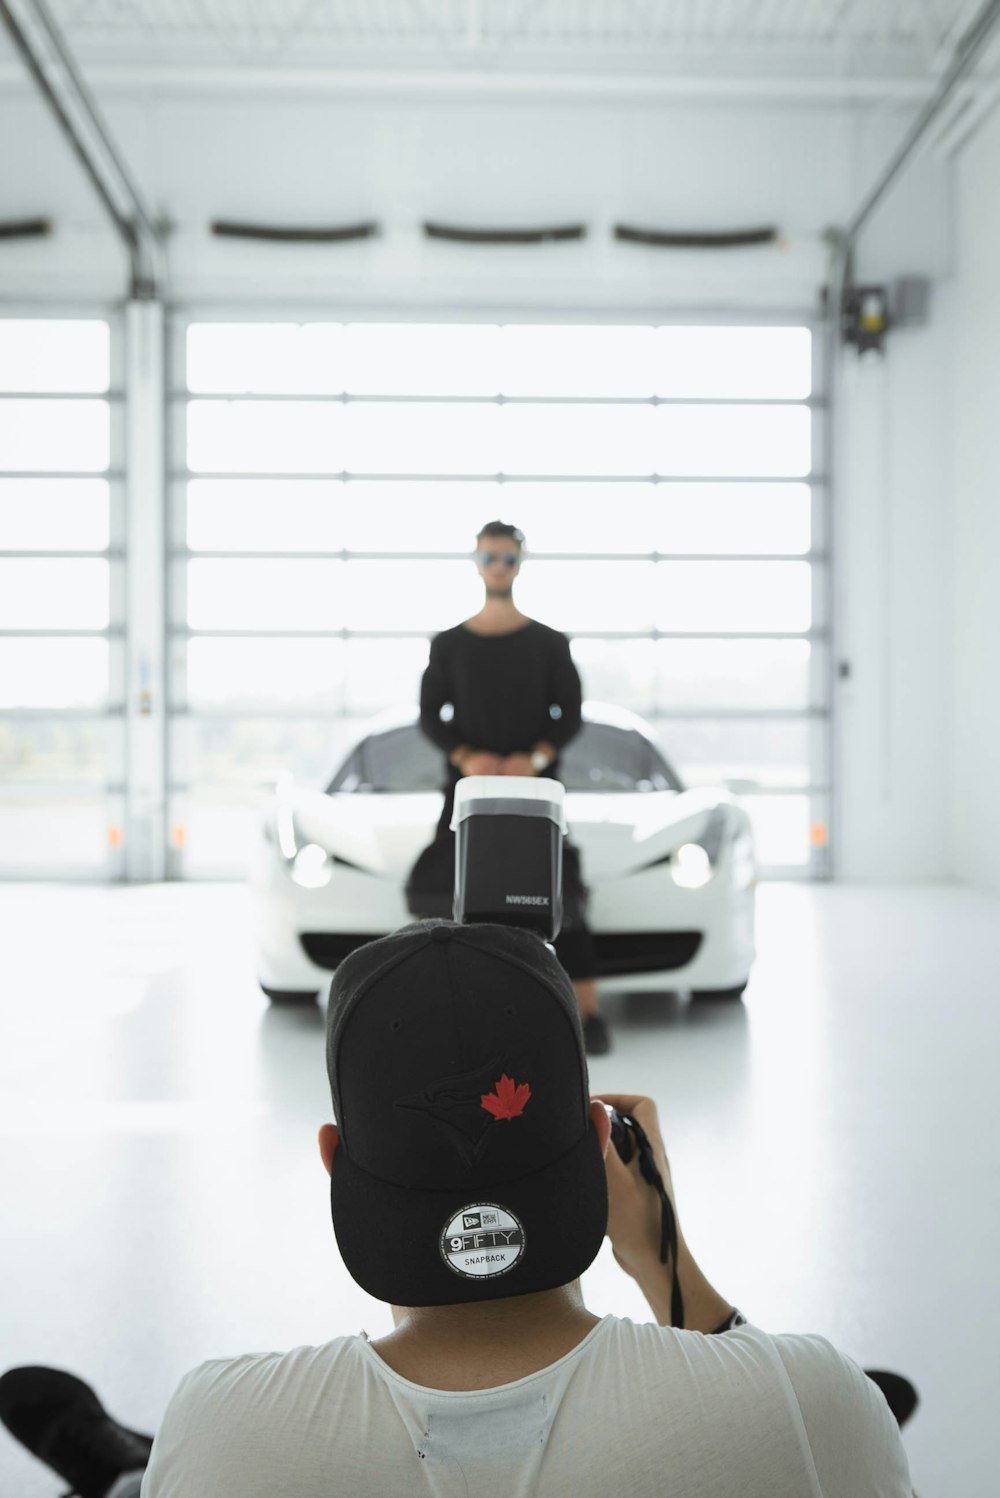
[318,1124,340,1177]
[589,1100,611,1158]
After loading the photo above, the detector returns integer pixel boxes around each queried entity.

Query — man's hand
[594,1093,679,1280]
[498,753,537,776]
[460,751,502,776]
[594,1091,735,1332]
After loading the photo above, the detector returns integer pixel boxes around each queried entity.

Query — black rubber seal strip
[614,224,779,249]
[210,220,379,243]
[423,221,586,245]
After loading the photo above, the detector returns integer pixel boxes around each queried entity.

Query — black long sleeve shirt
[419,621,583,773]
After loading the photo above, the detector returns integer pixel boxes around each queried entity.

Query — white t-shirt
[141,1317,911,1497]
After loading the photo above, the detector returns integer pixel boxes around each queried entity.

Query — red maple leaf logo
[480,1073,532,1121]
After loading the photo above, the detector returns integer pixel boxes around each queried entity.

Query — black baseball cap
[326,921,607,1306]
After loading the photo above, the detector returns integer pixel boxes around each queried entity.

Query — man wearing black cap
[92,921,908,1497]
[418,519,611,1055]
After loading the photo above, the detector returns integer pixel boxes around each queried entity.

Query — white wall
[950,106,1000,894]
[833,297,955,879]
[0,67,898,309]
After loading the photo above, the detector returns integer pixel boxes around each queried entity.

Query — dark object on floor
[582,1012,611,1055]
[0,1366,153,1497]
[864,1368,919,1428]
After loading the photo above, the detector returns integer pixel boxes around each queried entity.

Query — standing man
[418,521,610,1054]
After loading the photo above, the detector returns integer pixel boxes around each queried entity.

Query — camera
[451,776,567,942]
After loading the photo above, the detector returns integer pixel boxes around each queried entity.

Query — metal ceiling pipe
[0,0,164,297]
[845,0,1000,248]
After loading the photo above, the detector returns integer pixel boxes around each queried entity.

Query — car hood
[282,786,743,881]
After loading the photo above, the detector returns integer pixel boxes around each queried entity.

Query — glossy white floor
[1,880,997,1496]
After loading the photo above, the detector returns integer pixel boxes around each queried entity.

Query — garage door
[0,316,124,878]
[168,316,828,877]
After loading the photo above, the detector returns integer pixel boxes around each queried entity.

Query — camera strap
[618,1112,684,1330]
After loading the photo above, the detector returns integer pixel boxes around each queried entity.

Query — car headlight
[671,842,713,889]
[291,843,333,889]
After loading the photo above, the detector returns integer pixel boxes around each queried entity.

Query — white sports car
[250,703,756,1004]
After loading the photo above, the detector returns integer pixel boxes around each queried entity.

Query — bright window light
[654,404,811,477]
[343,324,502,395]
[652,561,811,633]
[339,481,502,551]
[186,559,345,631]
[497,325,656,396]
[187,637,347,708]
[654,483,811,554]
[507,484,655,553]
[0,479,110,551]
[187,400,347,474]
[0,319,109,393]
[0,639,109,709]
[0,559,109,629]
[517,560,655,632]
[741,795,811,865]
[652,327,812,399]
[341,560,480,632]
[654,718,812,790]
[500,404,654,475]
[343,403,500,474]
[186,323,349,395]
[655,639,813,711]
[0,400,110,472]
[186,479,345,552]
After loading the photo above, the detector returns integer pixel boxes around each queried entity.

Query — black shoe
[583,1013,611,1055]
[0,1366,153,1498]
[864,1368,919,1428]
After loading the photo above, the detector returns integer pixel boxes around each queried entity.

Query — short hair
[477,520,525,548]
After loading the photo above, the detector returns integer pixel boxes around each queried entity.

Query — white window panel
[497,326,656,396]
[344,403,500,474]
[171,719,347,792]
[341,560,480,631]
[0,797,109,873]
[741,795,812,866]
[500,404,654,475]
[512,484,656,553]
[570,638,657,714]
[517,561,655,632]
[0,639,109,708]
[652,561,811,633]
[340,481,502,551]
[0,319,110,393]
[0,478,110,551]
[0,400,110,472]
[186,558,344,631]
[0,558,109,629]
[653,483,811,555]
[186,479,346,552]
[344,638,431,714]
[653,405,811,477]
[185,637,347,709]
[655,639,813,710]
[343,324,502,394]
[187,400,347,474]
[0,717,113,784]
[651,327,811,399]
[170,796,258,877]
[186,323,350,395]
[651,718,811,791]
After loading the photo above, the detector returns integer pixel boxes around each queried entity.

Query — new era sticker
[441,1203,525,1280]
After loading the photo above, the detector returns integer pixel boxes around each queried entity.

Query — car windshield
[327,721,683,794]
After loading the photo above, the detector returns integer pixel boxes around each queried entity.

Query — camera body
[451,776,567,942]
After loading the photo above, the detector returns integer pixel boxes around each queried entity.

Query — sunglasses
[476,550,520,568]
